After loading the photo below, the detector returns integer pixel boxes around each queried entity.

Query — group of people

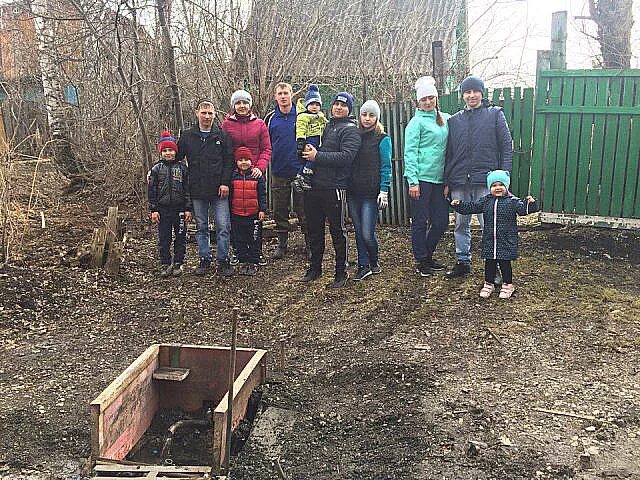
[147,75,538,298]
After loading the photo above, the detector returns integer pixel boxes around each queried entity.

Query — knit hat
[304,84,322,107]
[230,89,252,108]
[360,100,381,119]
[234,146,253,162]
[332,92,354,114]
[487,170,510,190]
[415,76,438,100]
[158,130,178,153]
[460,75,485,94]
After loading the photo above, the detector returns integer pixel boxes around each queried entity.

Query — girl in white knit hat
[403,76,451,276]
[347,100,392,281]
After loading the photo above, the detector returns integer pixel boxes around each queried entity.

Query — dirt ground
[1,189,639,480]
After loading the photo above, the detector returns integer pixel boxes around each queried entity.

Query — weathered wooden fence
[530,69,640,227]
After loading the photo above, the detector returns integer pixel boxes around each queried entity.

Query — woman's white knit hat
[230,89,252,108]
[360,100,381,119]
[415,76,438,100]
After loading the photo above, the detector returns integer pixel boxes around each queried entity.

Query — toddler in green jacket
[292,84,328,192]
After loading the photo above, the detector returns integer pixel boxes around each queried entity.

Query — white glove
[377,191,389,210]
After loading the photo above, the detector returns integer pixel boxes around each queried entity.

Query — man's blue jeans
[347,195,379,267]
[192,197,230,264]
[450,183,489,263]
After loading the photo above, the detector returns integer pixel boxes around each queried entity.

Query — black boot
[304,233,312,260]
[274,233,288,259]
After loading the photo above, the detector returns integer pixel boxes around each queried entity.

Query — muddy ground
[1,190,639,480]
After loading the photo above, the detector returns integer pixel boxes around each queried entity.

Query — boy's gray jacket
[444,102,513,187]
[312,116,361,190]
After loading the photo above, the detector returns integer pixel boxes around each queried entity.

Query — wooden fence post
[550,11,567,69]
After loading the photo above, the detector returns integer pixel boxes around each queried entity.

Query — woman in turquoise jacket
[403,76,450,276]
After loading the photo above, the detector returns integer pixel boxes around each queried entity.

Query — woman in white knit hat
[347,99,392,281]
[403,76,451,276]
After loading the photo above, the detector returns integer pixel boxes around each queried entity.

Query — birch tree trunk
[31,0,83,182]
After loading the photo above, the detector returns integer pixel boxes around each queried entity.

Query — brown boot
[273,233,288,259]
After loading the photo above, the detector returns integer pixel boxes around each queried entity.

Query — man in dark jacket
[299,92,362,288]
[443,75,513,278]
[176,100,235,276]
[264,82,306,259]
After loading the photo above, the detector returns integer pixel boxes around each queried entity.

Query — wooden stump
[90,206,125,275]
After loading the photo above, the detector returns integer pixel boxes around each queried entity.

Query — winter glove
[296,138,306,159]
[377,191,389,210]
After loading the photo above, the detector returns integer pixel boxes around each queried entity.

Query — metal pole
[223,310,239,474]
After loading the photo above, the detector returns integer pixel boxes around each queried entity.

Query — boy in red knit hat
[148,131,192,277]
[230,146,267,275]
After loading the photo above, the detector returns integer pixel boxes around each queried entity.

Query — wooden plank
[105,206,119,253]
[540,212,640,229]
[94,464,210,473]
[536,105,640,114]
[520,88,535,195]
[492,88,501,105]
[212,349,267,473]
[575,77,598,214]
[563,77,586,213]
[542,77,562,209]
[91,228,106,268]
[586,78,609,215]
[598,77,622,216]
[624,80,640,218]
[152,367,190,382]
[552,76,573,212]
[91,345,160,461]
[540,69,637,77]
[104,241,123,276]
[609,77,635,217]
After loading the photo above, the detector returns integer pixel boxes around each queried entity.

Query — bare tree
[588,0,634,68]
[31,0,83,184]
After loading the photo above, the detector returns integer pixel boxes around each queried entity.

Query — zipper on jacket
[493,197,498,259]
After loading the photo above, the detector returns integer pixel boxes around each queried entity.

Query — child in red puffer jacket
[230,146,267,276]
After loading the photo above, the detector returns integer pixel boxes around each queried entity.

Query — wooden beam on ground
[540,212,640,230]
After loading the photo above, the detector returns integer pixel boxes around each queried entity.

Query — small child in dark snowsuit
[148,131,192,277]
[230,146,267,276]
[292,84,328,193]
[451,170,537,299]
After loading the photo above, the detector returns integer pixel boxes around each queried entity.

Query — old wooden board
[152,367,190,381]
[93,463,212,479]
[540,212,640,230]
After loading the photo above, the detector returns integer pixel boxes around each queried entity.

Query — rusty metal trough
[90,343,267,476]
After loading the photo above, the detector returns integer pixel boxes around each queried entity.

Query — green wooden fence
[378,88,535,225]
[531,69,640,221]
[270,71,640,228]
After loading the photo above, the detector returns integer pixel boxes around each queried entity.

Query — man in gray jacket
[444,75,513,278]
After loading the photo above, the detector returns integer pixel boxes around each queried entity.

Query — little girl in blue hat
[451,170,538,299]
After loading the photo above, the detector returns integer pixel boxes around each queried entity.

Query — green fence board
[609,78,634,216]
[552,76,574,211]
[625,81,640,218]
[530,75,548,198]
[520,88,535,196]
[575,78,598,214]
[563,77,585,213]
[598,78,622,216]
[511,87,523,195]
[542,77,562,207]
[586,78,609,215]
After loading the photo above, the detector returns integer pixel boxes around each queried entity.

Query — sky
[468,0,640,87]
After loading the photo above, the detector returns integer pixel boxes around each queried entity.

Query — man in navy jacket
[264,82,307,259]
[444,75,513,278]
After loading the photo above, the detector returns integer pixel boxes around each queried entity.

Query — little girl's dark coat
[452,194,538,260]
